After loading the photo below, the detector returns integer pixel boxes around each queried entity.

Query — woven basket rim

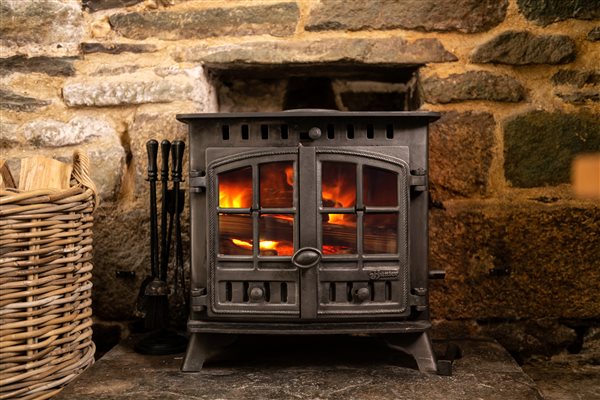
[0,150,99,210]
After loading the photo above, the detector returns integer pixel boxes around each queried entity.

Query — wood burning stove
[177,110,446,374]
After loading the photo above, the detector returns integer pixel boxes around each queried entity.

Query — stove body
[178,111,443,373]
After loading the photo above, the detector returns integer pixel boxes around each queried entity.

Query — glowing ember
[322,245,352,255]
[231,238,253,250]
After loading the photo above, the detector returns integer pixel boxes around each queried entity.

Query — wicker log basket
[0,151,98,400]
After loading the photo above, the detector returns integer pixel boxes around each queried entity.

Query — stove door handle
[291,247,322,269]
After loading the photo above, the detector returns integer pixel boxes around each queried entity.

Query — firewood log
[0,159,16,189]
[18,156,72,191]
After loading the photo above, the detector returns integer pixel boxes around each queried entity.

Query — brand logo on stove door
[367,269,400,280]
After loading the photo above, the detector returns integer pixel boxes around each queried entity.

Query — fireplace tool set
[135,139,188,355]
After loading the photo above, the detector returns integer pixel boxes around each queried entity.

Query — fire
[322,177,356,226]
[219,167,252,208]
[285,166,294,187]
[220,185,252,208]
[231,238,293,256]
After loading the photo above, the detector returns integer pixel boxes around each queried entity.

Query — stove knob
[308,127,322,140]
[355,287,370,302]
[249,287,264,301]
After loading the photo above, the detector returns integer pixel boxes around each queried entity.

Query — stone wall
[2,0,599,344]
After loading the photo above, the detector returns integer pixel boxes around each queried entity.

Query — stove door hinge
[409,287,428,312]
[190,288,208,312]
[189,170,206,193]
[410,169,427,192]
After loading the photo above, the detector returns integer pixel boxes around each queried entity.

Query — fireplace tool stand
[135,140,187,355]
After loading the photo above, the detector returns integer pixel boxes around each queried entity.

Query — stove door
[208,148,301,317]
[307,147,411,319]
[206,146,410,320]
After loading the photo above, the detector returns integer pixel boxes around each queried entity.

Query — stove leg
[384,331,438,374]
[181,333,237,372]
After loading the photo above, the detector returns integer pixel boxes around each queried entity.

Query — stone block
[428,111,496,200]
[0,56,77,77]
[0,0,83,57]
[87,142,127,201]
[92,206,151,320]
[479,320,577,359]
[0,121,20,149]
[0,88,51,112]
[306,0,507,33]
[109,3,299,40]
[175,37,457,65]
[429,200,600,320]
[551,70,600,87]
[555,90,600,104]
[517,0,600,26]
[588,27,600,41]
[471,31,576,65]
[81,42,157,55]
[504,111,600,187]
[551,69,600,104]
[83,0,144,12]
[22,116,115,148]
[90,65,140,77]
[62,69,211,107]
[422,71,525,103]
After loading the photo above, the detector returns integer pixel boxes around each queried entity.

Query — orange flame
[220,186,251,208]
[231,238,293,256]
[285,166,294,187]
[322,178,356,226]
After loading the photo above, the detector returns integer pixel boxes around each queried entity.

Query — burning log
[218,214,396,255]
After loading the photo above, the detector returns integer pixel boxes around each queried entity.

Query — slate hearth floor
[55,334,544,400]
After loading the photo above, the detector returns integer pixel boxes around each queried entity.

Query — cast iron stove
[177,110,446,374]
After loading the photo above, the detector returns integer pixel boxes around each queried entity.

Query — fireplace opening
[209,65,421,112]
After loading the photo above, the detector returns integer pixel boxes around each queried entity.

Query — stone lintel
[175,38,458,66]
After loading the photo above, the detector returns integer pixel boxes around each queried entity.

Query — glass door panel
[363,213,398,254]
[260,161,294,208]
[321,161,356,208]
[316,149,409,318]
[259,214,294,256]
[211,152,299,316]
[363,165,398,206]
[218,166,252,208]
[322,214,357,255]
[218,214,253,255]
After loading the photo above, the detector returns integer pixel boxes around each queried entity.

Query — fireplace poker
[171,140,188,310]
[142,139,169,331]
[159,140,171,284]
